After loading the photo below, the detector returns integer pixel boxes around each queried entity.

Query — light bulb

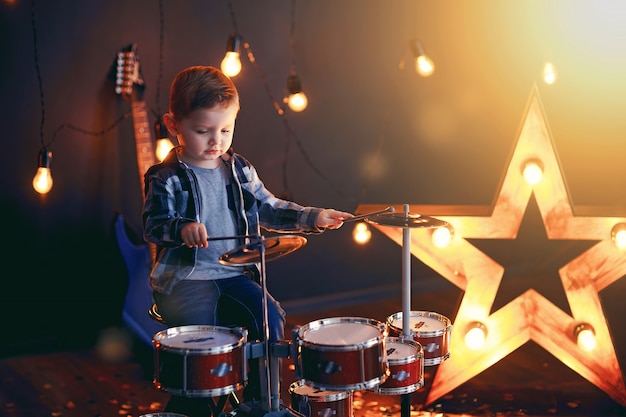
[156,138,174,162]
[431,225,453,248]
[155,120,174,162]
[611,223,626,250]
[352,222,372,245]
[287,92,308,112]
[33,148,53,194]
[221,52,241,77]
[221,34,242,77]
[543,62,557,85]
[286,73,308,112]
[522,159,543,185]
[575,324,596,351]
[464,322,487,350]
[416,55,435,77]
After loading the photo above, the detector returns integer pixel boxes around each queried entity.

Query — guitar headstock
[113,43,145,101]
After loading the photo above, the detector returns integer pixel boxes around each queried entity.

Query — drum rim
[297,316,386,349]
[386,311,452,337]
[303,373,387,392]
[289,380,350,401]
[153,325,246,354]
[374,378,424,395]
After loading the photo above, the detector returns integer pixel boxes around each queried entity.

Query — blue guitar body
[114,213,166,348]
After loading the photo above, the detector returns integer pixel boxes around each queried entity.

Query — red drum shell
[289,380,353,417]
[374,337,424,395]
[386,311,452,366]
[295,317,389,391]
[152,325,247,397]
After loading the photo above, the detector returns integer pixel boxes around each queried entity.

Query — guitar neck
[130,99,156,194]
[130,98,158,263]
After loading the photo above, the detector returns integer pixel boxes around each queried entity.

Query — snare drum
[386,311,452,366]
[152,325,247,397]
[289,380,353,417]
[295,317,388,391]
[374,337,423,395]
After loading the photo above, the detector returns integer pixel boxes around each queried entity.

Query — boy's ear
[163,113,178,136]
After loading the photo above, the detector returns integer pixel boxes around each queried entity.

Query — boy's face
[166,102,239,169]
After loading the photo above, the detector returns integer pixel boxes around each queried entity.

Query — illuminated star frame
[357,86,626,405]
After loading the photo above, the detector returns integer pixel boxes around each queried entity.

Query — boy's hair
[169,65,239,120]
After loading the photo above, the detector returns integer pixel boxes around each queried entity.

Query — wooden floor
[2,296,626,417]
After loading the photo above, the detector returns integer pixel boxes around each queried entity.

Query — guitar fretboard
[130,99,156,193]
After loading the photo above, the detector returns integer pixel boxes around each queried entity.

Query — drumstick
[207,234,257,241]
[342,206,395,223]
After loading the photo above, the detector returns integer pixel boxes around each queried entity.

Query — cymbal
[365,212,448,229]
[219,235,307,266]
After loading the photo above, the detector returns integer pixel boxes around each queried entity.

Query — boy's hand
[180,222,209,248]
[317,209,354,230]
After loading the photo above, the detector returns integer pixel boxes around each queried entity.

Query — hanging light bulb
[154,120,174,162]
[286,73,308,112]
[352,222,372,245]
[33,147,53,194]
[414,41,435,77]
[220,33,242,77]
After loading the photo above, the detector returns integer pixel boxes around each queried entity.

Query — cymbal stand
[254,223,282,413]
[400,204,412,417]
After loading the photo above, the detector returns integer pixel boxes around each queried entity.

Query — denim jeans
[153,276,286,343]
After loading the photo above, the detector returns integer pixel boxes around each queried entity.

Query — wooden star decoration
[356,85,626,405]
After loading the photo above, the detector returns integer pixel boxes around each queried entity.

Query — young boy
[142,65,353,416]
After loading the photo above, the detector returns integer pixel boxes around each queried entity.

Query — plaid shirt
[142,147,324,294]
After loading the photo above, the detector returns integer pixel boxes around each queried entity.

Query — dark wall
[3,0,626,355]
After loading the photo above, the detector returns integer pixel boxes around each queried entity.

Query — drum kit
[149,205,452,417]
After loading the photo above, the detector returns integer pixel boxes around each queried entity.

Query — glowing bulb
[543,62,557,85]
[33,167,53,194]
[33,148,53,194]
[431,225,453,248]
[221,34,242,77]
[287,92,308,112]
[286,73,308,112]
[611,223,626,250]
[156,138,174,162]
[221,52,242,77]
[464,322,487,350]
[353,222,372,245]
[416,55,435,77]
[575,324,596,351]
[522,160,543,185]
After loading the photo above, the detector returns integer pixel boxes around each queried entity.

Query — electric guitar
[115,43,156,193]
[112,43,166,348]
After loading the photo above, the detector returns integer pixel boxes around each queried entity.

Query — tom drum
[289,380,353,417]
[152,325,247,397]
[373,337,424,395]
[294,317,388,391]
[386,311,452,366]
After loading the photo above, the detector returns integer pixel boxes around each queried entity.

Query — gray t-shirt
[186,163,244,280]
